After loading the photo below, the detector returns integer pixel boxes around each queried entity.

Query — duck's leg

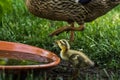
[49,24,84,39]
[70,23,74,42]
[49,26,71,36]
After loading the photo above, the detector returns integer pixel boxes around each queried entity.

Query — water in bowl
[0,58,49,65]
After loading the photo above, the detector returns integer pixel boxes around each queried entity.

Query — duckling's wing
[69,54,83,67]
[68,50,94,67]
[68,50,89,60]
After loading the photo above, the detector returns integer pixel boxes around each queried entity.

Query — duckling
[26,0,120,41]
[55,39,94,68]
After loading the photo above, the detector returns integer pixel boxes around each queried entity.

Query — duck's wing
[53,0,88,24]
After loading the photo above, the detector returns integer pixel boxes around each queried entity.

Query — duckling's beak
[53,43,57,48]
[53,40,59,48]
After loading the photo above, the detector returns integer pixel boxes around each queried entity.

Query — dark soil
[46,62,120,80]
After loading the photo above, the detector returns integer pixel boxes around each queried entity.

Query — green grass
[0,0,120,79]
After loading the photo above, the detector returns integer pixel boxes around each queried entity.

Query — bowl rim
[0,41,60,70]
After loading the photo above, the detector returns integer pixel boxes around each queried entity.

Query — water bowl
[0,41,60,71]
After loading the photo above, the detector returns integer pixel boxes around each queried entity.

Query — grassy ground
[0,0,120,80]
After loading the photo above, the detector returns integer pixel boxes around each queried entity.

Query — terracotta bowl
[0,41,60,70]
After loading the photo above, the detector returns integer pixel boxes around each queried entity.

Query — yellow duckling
[55,39,94,68]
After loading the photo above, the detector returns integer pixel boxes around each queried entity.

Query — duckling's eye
[59,41,65,45]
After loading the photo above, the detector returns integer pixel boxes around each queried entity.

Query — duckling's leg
[72,68,80,80]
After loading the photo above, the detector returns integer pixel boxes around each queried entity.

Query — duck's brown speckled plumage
[26,0,120,41]
[26,0,88,24]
